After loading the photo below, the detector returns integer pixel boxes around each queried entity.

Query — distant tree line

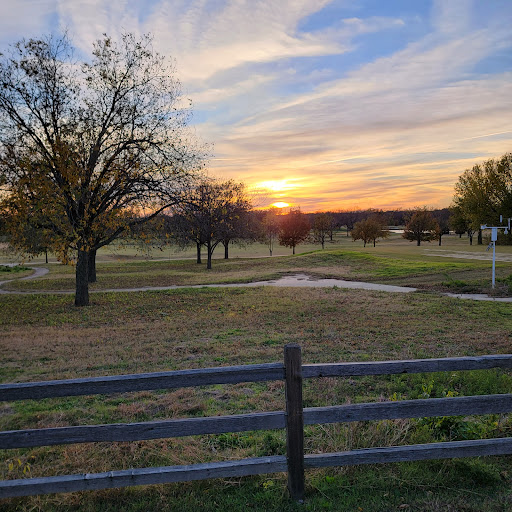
[302,207,451,247]
[107,152,512,260]
[0,191,462,272]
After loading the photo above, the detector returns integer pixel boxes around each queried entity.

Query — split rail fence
[2,344,512,501]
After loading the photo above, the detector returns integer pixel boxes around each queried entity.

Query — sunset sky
[1,0,511,211]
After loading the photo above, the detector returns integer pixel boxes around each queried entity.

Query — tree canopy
[278,208,310,254]
[453,153,512,244]
[0,33,204,305]
[402,208,439,246]
[170,179,252,269]
[352,215,390,247]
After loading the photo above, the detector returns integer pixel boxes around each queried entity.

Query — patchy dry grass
[2,288,512,376]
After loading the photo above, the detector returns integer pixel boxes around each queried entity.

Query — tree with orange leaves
[278,208,310,255]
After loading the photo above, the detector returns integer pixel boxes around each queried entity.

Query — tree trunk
[292,245,296,255]
[438,235,442,246]
[469,234,473,245]
[88,249,97,283]
[373,239,376,247]
[321,240,325,250]
[478,229,483,245]
[45,249,48,264]
[196,243,202,264]
[417,238,421,246]
[224,242,229,259]
[75,250,90,307]
[207,242,213,270]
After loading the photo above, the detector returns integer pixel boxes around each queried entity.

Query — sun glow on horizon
[271,201,290,209]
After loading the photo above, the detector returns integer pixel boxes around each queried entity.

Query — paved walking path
[1,267,511,302]
[0,265,49,288]
[424,248,512,262]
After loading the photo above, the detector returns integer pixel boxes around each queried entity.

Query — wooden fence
[2,344,512,502]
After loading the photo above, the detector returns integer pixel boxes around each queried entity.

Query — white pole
[492,241,496,288]
[481,221,510,289]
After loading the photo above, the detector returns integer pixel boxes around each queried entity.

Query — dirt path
[94,273,418,294]
[1,269,511,302]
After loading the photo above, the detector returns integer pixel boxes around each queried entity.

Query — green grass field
[1,233,512,511]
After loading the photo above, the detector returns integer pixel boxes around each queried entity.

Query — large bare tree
[0,33,204,305]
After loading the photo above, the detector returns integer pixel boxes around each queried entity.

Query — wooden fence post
[284,343,305,502]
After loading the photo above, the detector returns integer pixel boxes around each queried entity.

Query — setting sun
[251,180,300,209]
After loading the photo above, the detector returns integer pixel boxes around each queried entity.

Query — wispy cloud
[191,2,512,210]
[145,0,345,81]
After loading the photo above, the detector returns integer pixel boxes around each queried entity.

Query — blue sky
[1,0,511,211]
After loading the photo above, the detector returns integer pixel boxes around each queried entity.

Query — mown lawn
[2,273,512,511]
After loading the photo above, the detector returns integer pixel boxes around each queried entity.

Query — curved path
[0,265,49,289]
[0,268,511,302]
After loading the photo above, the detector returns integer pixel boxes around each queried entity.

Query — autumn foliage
[278,208,310,254]
[351,216,390,247]
[0,33,204,305]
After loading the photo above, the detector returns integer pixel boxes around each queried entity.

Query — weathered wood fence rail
[2,345,512,501]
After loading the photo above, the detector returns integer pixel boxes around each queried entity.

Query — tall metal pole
[492,241,496,288]
[481,220,510,289]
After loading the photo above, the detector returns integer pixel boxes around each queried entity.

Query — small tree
[171,179,251,269]
[261,208,281,256]
[278,208,310,255]
[1,182,52,263]
[403,208,439,246]
[216,182,253,259]
[338,209,363,237]
[450,206,469,239]
[168,211,206,264]
[433,211,450,246]
[312,213,334,249]
[352,216,390,247]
